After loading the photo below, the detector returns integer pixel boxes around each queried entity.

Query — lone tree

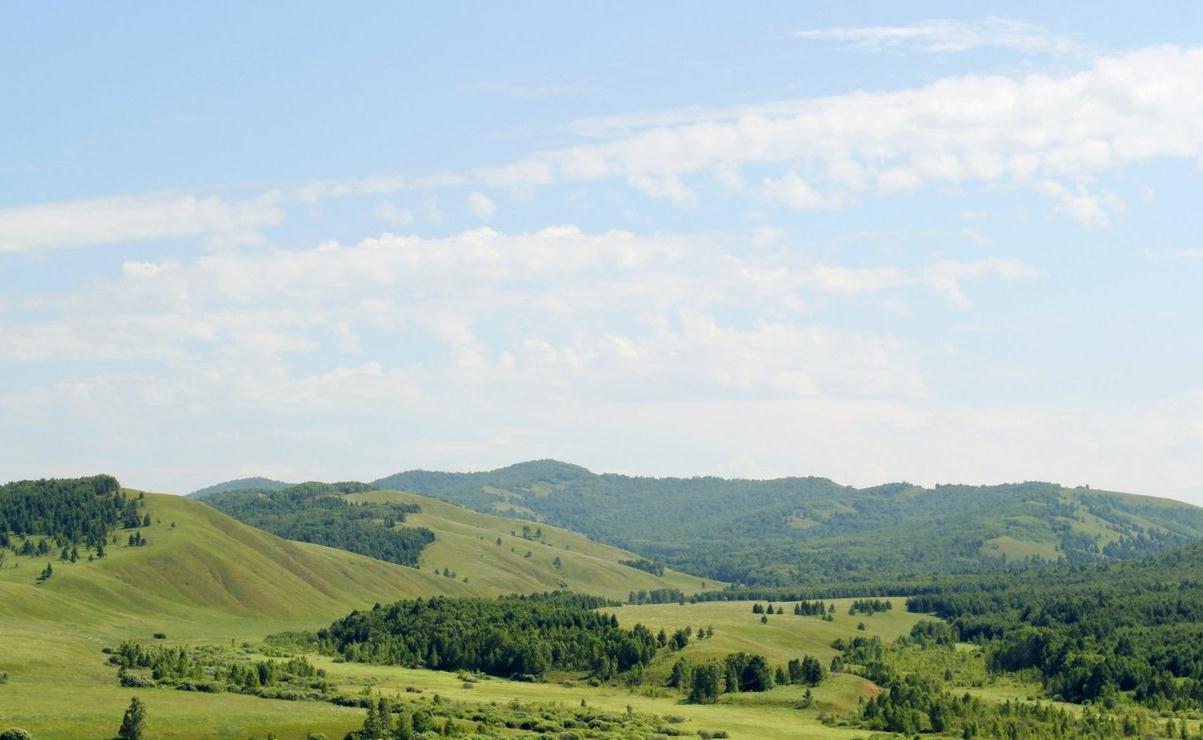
[117,696,147,740]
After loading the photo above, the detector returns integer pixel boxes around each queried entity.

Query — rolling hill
[189,476,292,499]
[0,488,473,738]
[371,460,1203,585]
[191,480,714,599]
[0,481,708,737]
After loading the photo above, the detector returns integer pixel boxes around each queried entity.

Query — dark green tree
[117,696,147,740]
[687,663,720,704]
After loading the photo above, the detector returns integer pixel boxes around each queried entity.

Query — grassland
[310,660,875,740]
[350,488,715,599]
[0,490,719,738]
[0,489,1026,739]
[0,492,478,738]
[606,598,924,667]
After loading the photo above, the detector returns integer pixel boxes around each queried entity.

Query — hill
[191,479,712,598]
[349,488,711,597]
[189,476,292,498]
[202,482,435,567]
[0,486,472,738]
[0,480,706,737]
[373,460,1203,585]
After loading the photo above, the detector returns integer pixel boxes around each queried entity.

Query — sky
[3,2,1203,500]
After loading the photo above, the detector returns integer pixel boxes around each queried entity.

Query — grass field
[0,490,730,738]
[350,488,716,600]
[0,490,1019,739]
[607,598,923,665]
[309,659,876,740]
[0,492,474,738]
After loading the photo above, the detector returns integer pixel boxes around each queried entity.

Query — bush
[152,632,166,640]
[0,730,33,740]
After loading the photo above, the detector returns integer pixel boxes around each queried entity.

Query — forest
[0,475,129,551]
[903,542,1203,711]
[373,460,1203,585]
[308,592,659,680]
[202,482,434,567]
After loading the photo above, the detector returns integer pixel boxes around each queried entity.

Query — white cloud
[626,173,698,207]
[376,201,415,226]
[459,45,1203,225]
[176,44,1203,230]
[1037,181,1122,228]
[762,172,844,211]
[1176,248,1203,259]
[467,191,496,219]
[0,191,284,254]
[801,257,1043,307]
[792,18,1078,54]
[0,226,1042,423]
[960,227,991,246]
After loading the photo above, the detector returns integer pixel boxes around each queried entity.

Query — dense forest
[371,460,1203,585]
[906,541,1203,711]
[308,592,659,680]
[189,476,292,499]
[202,482,434,567]
[108,641,332,701]
[0,475,134,552]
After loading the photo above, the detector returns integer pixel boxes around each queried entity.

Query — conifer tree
[117,696,147,740]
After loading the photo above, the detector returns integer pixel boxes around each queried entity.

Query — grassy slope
[0,490,717,738]
[606,598,923,669]
[350,488,713,598]
[0,492,477,738]
[302,597,928,739]
[372,461,1203,584]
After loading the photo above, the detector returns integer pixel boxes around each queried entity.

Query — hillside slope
[373,460,1203,584]
[0,492,470,650]
[189,476,292,498]
[351,488,712,596]
[0,484,709,738]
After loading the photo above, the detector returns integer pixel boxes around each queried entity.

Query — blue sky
[3,3,1203,500]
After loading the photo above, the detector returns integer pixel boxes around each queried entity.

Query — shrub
[0,730,34,740]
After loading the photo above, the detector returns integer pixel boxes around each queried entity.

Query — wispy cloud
[792,18,1079,55]
[286,45,1203,229]
[479,45,1203,225]
[0,191,284,254]
[467,191,496,219]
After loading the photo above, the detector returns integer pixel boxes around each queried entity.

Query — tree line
[203,483,433,567]
[0,475,129,552]
[310,592,659,681]
[906,540,1203,710]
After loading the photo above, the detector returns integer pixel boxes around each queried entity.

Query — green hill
[350,488,712,597]
[189,476,293,499]
[0,481,708,737]
[373,460,1203,585]
[0,489,473,738]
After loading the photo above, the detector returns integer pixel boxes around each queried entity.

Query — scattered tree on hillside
[687,663,720,704]
[117,696,146,740]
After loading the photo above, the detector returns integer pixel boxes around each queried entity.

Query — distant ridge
[192,460,1203,586]
[190,476,293,498]
[371,460,1203,586]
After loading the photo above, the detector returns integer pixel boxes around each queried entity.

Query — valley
[3,473,1203,738]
